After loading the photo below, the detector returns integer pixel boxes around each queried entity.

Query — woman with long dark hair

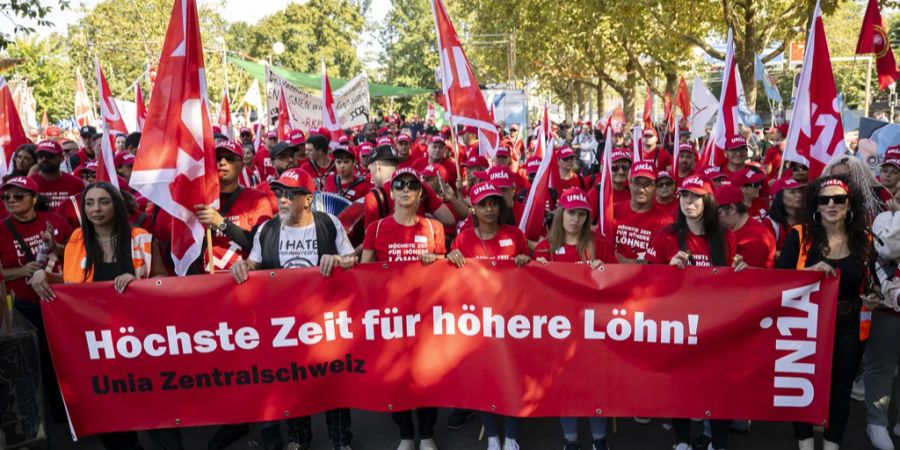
[777,176,881,450]
[764,178,806,257]
[3,143,36,181]
[645,175,747,450]
[29,182,166,450]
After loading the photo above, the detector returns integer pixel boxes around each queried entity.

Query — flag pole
[206,228,215,274]
[430,0,463,192]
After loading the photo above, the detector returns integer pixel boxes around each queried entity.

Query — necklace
[476,227,497,258]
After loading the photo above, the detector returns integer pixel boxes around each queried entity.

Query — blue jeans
[479,413,519,439]
[559,417,606,442]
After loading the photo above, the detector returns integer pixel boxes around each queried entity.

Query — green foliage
[376,0,440,114]
[3,34,74,122]
[0,0,70,50]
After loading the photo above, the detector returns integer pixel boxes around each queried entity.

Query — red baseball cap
[463,155,489,168]
[419,164,441,179]
[469,181,503,205]
[885,145,900,159]
[265,131,278,139]
[358,142,374,157]
[376,136,395,148]
[390,166,423,184]
[338,135,350,144]
[525,156,541,175]
[714,184,744,206]
[212,125,222,135]
[771,178,807,196]
[115,152,136,168]
[677,141,698,156]
[558,188,591,211]
[725,135,748,150]
[397,134,411,143]
[657,170,673,180]
[215,140,243,157]
[678,175,714,196]
[36,140,63,155]
[629,161,657,181]
[1,176,38,193]
[312,128,332,142]
[495,147,510,158]
[557,146,575,159]
[45,126,61,137]
[776,123,789,137]
[882,157,900,170]
[822,178,850,193]
[731,167,766,186]
[429,136,445,145]
[462,125,478,135]
[74,161,99,178]
[270,168,316,193]
[700,166,727,180]
[485,166,515,188]
[611,148,633,163]
[288,129,306,146]
[240,127,252,136]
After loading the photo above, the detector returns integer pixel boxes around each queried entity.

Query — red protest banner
[43,262,838,438]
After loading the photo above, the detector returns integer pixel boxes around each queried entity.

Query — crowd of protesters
[4,114,900,450]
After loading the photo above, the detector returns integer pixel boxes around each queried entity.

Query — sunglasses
[611,164,630,173]
[791,164,808,171]
[273,188,309,200]
[1,192,29,202]
[658,181,675,188]
[218,153,241,163]
[630,181,655,190]
[391,178,422,191]
[36,152,57,160]
[561,156,576,162]
[818,194,848,206]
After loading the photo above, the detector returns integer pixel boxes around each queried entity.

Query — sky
[16,0,391,69]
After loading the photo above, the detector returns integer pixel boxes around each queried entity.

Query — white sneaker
[420,438,438,450]
[503,438,520,450]
[823,440,840,450]
[635,417,651,424]
[851,376,865,401]
[869,424,895,450]
[397,439,415,450]
[487,437,501,450]
[797,438,814,450]
[674,444,691,450]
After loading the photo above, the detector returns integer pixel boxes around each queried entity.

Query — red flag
[518,128,559,240]
[41,111,49,131]
[642,86,653,130]
[675,77,691,121]
[596,122,615,238]
[135,83,147,132]
[534,104,550,159]
[431,0,499,158]
[74,67,95,128]
[0,77,29,177]
[784,2,845,180]
[708,29,742,168]
[276,82,292,141]
[217,88,234,140]
[94,58,123,189]
[129,0,219,276]
[663,92,674,132]
[856,0,899,90]
[321,61,343,142]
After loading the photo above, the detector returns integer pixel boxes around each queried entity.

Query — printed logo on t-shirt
[414,235,428,244]
[499,239,513,247]
[555,246,566,255]
[279,230,319,268]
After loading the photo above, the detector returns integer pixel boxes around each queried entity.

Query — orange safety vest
[63,227,154,283]
[791,224,871,341]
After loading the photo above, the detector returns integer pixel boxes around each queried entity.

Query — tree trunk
[622,59,638,123]
[596,78,605,119]
[664,71,678,97]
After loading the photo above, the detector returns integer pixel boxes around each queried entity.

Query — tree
[2,34,74,121]
[226,0,365,79]
[0,0,69,50]
[376,0,440,114]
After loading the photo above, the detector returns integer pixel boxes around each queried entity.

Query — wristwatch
[216,220,229,232]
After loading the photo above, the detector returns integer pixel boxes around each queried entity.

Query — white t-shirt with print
[248,214,354,268]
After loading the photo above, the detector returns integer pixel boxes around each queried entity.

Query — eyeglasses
[657,181,675,188]
[391,178,422,191]
[611,164,630,173]
[273,188,308,200]
[630,181,655,190]
[2,192,29,202]
[818,194,848,206]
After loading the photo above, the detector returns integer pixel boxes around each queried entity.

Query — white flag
[241,80,263,113]
[690,76,718,140]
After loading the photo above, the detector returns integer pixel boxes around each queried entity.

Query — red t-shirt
[323,174,372,202]
[253,147,277,182]
[654,198,678,217]
[412,157,459,187]
[642,147,673,171]
[300,158,334,181]
[450,225,528,260]
[362,216,446,262]
[28,173,85,209]
[0,212,72,303]
[559,172,593,191]
[206,188,274,272]
[532,238,616,263]
[645,225,736,267]
[748,197,770,220]
[587,184,630,220]
[734,217,776,268]
[363,182,445,230]
[612,202,674,260]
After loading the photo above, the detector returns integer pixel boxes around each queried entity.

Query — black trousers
[392,408,437,440]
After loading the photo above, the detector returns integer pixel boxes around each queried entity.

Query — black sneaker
[447,409,474,429]
[691,435,711,450]
[563,441,580,450]
[207,424,249,450]
[592,438,609,450]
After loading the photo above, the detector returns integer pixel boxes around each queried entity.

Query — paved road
[32,401,893,450]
